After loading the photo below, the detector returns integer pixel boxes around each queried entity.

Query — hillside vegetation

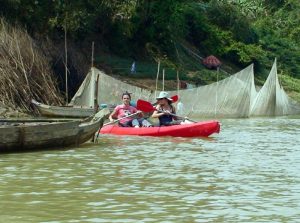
[1,0,300,110]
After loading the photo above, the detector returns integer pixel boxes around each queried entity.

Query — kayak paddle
[136,100,156,112]
[131,95,179,108]
[94,111,142,142]
[103,111,142,127]
[136,99,196,123]
[171,95,179,103]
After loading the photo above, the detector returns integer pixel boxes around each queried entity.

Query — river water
[0,117,299,223]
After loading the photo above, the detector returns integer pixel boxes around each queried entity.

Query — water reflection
[0,117,299,222]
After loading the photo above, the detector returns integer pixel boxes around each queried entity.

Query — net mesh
[69,60,300,118]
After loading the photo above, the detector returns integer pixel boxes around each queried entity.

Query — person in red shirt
[109,92,152,127]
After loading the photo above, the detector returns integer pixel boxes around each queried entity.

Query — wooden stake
[155,60,160,98]
[91,41,94,67]
[177,70,180,95]
[162,68,165,91]
[64,15,68,105]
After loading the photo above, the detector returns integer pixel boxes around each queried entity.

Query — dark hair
[122,92,131,100]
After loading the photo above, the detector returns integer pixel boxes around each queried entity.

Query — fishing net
[70,60,300,118]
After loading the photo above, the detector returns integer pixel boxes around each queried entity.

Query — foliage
[253,0,300,78]
[0,0,299,90]
[280,74,300,102]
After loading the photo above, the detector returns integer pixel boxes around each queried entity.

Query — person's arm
[138,111,144,118]
[151,105,165,118]
[134,106,143,118]
[172,105,178,120]
[130,106,143,118]
[109,107,119,122]
[171,105,185,120]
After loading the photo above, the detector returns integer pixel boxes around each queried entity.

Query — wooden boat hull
[100,120,220,137]
[31,99,115,118]
[31,99,95,118]
[0,108,110,153]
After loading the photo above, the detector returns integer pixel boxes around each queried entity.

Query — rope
[180,43,204,60]
[179,42,231,76]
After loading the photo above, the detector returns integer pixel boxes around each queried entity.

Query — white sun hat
[156,91,173,101]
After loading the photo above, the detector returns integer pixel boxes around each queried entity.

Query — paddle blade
[171,95,179,103]
[136,99,156,112]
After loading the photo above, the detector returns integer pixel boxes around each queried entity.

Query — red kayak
[99,120,220,137]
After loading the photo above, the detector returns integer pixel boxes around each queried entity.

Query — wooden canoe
[31,99,115,118]
[0,108,110,153]
[31,99,95,118]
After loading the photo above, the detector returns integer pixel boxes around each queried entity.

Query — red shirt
[113,104,138,124]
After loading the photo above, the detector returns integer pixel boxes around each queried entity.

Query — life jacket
[158,105,175,126]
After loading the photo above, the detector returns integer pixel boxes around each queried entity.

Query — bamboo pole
[162,68,165,91]
[64,15,68,105]
[155,60,160,98]
[91,41,95,67]
[177,70,180,95]
[215,67,219,117]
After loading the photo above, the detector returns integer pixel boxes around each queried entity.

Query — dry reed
[0,18,63,113]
